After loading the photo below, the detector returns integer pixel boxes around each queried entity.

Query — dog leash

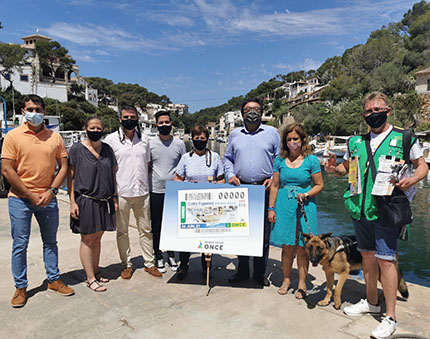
[297,197,313,235]
[294,197,313,249]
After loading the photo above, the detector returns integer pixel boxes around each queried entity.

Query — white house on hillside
[0,33,96,105]
[415,67,430,94]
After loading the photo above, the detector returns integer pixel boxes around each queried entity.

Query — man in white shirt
[104,105,161,279]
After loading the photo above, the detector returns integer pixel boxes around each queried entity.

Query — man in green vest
[325,91,428,339]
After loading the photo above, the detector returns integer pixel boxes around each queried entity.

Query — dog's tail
[398,265,409,299]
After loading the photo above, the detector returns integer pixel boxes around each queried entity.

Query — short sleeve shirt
[149,136,186,193]
[175,151,224,183]
[343,125,423,161]
[1,123,67,197]
[273,154,320,187]
[68,142,117,199]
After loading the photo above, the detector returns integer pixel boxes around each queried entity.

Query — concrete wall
[416,75,430,94]
[0,65,68,102]
[34,82,68,102]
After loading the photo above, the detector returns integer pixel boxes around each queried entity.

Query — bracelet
[268,206,275,211]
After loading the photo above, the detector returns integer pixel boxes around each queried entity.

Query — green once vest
[343,127,416,220]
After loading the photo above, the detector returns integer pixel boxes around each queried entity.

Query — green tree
[46,103,85,130]
[0,42,27,114]
[0,42,27,78]
[402,1,430,68]
[34,40,75,83]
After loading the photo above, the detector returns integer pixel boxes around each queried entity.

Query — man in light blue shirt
[224,98,280,286]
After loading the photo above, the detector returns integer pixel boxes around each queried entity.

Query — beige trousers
[116,195,155,268]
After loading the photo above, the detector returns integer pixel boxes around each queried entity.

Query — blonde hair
[280,123,311,159]
[363,91,388,109]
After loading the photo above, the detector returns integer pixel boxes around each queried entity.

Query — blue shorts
[353,216,399,261]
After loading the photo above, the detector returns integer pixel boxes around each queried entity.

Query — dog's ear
[319,232,333,240]
[301,233,312,243]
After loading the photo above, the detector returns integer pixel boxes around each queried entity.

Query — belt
[239,178,269,185]
[81,194,113,214]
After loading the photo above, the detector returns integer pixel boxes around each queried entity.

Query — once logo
[204,244,224,251]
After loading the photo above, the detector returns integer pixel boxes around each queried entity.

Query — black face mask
[87,130,104,142]
[158,124,172,136]
[244,110,261,125]
[193,139,207,151]
[365,110,388,129]
[121,119,138,131]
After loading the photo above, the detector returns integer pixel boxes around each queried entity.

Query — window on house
[4,73,11,80]
[20,75,29,82]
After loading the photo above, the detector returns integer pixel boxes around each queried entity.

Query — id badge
[348,156,361,196]
[371,155,396,196]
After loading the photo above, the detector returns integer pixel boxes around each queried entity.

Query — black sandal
[295,288,307,299]
[87,279,106,292]
[95,271,110,283]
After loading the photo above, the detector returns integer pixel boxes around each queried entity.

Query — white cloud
[150,14,194,27]
[42,22,167,51]
[272,63,293,71]
[271,58,322,73]
[42,1,417,61]
[301,58,322,71]
[132,0,417,47]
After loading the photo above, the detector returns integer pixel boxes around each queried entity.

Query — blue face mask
[25,111,44,127]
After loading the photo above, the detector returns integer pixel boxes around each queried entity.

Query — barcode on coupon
[194,228,231,233]
[185,192,212,200]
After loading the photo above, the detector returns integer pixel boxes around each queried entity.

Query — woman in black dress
[67,116,118,292]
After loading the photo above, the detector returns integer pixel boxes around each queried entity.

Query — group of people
[1,92,427,339]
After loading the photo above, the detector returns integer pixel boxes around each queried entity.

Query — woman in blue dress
[268,123,323,298]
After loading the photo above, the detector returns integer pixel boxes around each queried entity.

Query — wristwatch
[49,187,59,196]
[304,193,309,200]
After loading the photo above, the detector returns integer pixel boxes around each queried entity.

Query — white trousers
[116,195,155,268]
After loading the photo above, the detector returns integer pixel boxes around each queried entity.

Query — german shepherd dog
[302,233,409,310]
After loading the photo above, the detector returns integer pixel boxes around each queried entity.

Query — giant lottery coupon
[177,187,250,238]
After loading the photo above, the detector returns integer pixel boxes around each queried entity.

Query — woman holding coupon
[268,123,323,298]
[174,125,225,280]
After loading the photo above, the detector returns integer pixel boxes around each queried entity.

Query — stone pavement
[0,193,428,339]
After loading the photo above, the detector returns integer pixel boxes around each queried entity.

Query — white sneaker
[167,256,179,272]
[343,299,381,317]
[371,316,397,339]
[156,259,166,273]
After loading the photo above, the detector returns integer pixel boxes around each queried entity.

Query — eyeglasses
[363,107,388,116]
[122,115,138,120]
[287,137,300,142]
[243,107,261,113]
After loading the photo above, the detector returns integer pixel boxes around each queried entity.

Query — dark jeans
[235,189,271,278]
[179,252,208,271]
[150,192,174,261]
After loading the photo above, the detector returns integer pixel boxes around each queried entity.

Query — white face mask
[25,111,44,127]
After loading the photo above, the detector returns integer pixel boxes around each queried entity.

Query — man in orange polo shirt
[1,94,74,308]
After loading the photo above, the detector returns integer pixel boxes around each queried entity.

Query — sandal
[87,279,107,292]
[95,271,110,283]
[295,288,307,299]
[278,281,290,295]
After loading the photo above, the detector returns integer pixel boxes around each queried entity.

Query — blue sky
[0,0,419,112]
